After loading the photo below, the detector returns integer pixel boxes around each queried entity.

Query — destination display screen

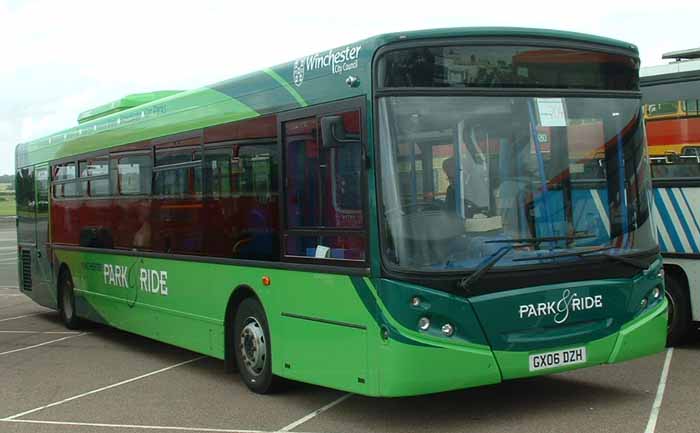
[378,45,640,91]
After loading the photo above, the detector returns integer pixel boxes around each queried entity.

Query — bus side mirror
[321,115,359,148]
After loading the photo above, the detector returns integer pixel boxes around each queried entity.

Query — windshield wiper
[484,233,594,246]
[511,245,648,270]
[458,246,513,293]
[457,233,603,293]
[457,235,585,292]
[578,248,649,270]
[511,245,613,261]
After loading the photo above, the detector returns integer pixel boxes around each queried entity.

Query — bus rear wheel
[233,297,278,394]
[58,269,81,330]
[665,272,690,347]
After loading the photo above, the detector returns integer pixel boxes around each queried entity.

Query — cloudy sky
[2,0,698,175]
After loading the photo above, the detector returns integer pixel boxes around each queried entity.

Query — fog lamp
[418,317,430,331]
[441,323,455,337]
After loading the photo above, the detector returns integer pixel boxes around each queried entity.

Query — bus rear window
[378,45,639,91]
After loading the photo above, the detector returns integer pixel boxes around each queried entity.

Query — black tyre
[233,298,278,393]
[58,269,81,330]
[666,271,691,347]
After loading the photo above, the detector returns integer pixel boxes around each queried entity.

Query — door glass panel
[285,234,366,261]
[283,108,366,263]
[16,167,36,244]
[284,112,363,229]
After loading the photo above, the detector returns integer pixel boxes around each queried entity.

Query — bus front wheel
[58,269,81,330]
[233,297,278,394]
[665,271,691,347]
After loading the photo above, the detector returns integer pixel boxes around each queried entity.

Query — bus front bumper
[377,298,667,396]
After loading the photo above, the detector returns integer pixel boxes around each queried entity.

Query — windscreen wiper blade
[457,236,574,292]
[458,246,513,293]
[457,233,597,293]
[578,248,649,270]
[511,245,648,270]
[511,246,613,261]
[484,233,594,245]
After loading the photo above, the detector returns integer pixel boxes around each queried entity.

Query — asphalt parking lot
[1,218,699,433]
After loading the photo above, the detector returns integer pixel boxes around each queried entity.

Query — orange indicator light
[262,276,271,286]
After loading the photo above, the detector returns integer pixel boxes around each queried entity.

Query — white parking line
[278,393,352,432]
[644,348,674,433]
[0,313,44,322]
[0,419,275,433]
[0,294,23,297]
[0,330,80,334]
[0,332,87,357]
[3,355,206,420]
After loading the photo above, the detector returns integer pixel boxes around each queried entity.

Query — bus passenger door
[16,165,54,307]
[16,167,36,293]
[33,164,54,307]
[278,98,370,392]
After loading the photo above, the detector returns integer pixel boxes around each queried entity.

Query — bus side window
[115,154,152,196]
[231,143,279,260]
[79,158,110,197]
[52,162,78,198]
[153,147,202,197]
[204,147,232,199]
[111,152,153,251]
[152,135,203,255]
[201,116,280,261]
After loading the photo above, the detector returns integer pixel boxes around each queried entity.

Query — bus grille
[21,250,32,291]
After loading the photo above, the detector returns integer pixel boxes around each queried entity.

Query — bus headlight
[652,287,661,299]
[640,297,648,308]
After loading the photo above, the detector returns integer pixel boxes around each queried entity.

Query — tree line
[0,174,15,185]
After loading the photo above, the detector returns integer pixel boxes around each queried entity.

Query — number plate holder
[528,347,587,371]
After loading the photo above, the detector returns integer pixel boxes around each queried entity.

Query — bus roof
[662,48,700,61]
[641,59,700,79]
[640,51,700,103]
[16,27,638,169]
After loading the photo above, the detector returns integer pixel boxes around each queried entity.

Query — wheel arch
[664,262,691,299]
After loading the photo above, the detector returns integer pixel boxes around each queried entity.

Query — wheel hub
[239,317,266,377]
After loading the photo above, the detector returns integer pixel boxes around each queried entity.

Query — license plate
[529,347,587,371]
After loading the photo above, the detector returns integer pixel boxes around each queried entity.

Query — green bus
[15,27,667,397]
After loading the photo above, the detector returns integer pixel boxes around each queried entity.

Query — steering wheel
[462,199,490,218]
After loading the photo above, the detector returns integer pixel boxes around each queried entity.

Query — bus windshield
[378,95,656,271]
